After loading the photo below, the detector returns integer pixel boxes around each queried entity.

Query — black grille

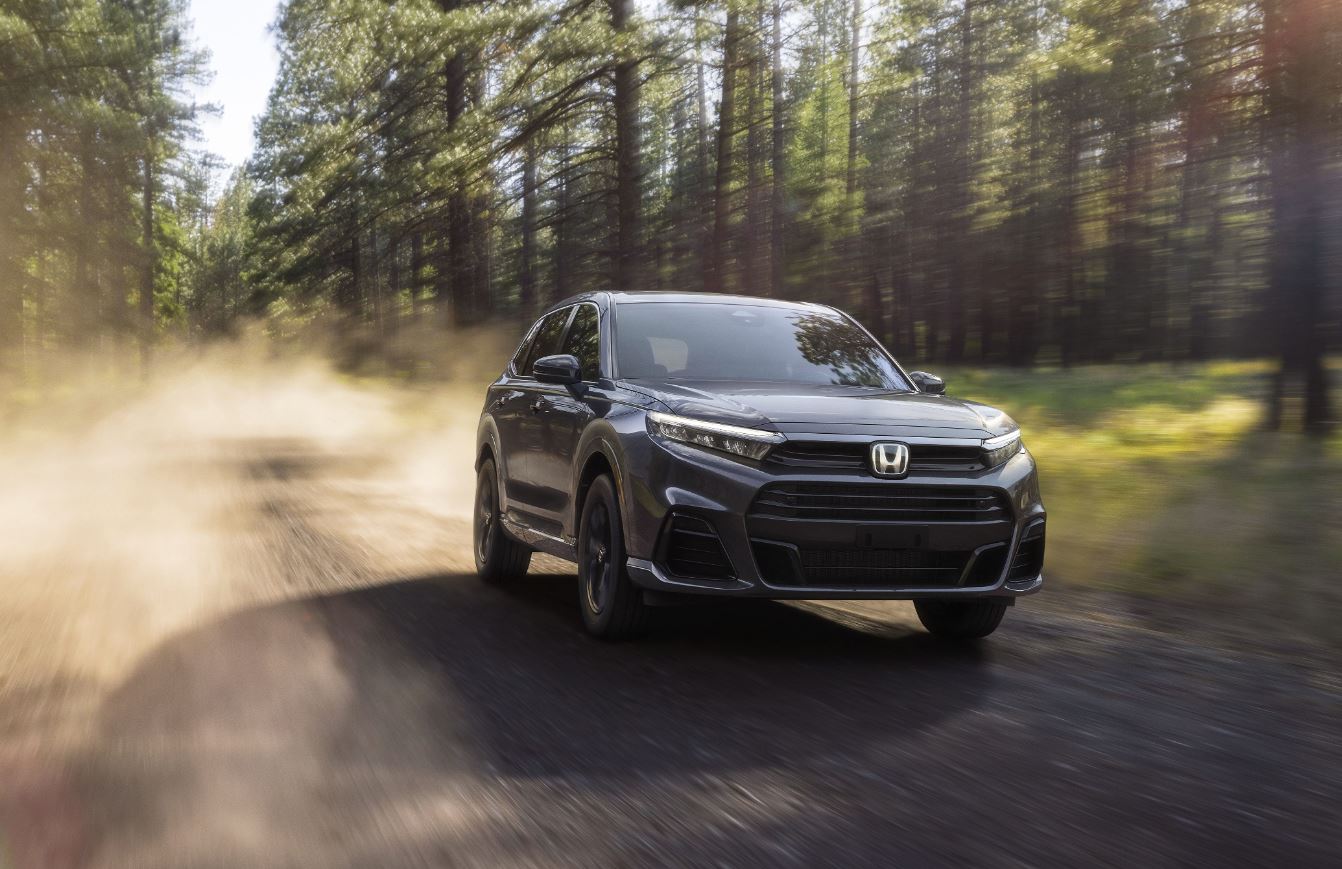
[749,482,1009,523]
[798,547,966,586]
[1009,522,1045,580]
[908,444,988,473]
[765,441,986,474]
[750,540,973,587]
[663,514,734,580]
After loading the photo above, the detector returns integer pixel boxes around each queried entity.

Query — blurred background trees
[0,0,208,372]
[1,0,1339,427]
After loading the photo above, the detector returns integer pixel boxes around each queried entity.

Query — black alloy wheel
[474,458,531,583]
[577,475,648,639]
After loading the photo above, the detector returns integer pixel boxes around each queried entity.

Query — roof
[542,290,833,315]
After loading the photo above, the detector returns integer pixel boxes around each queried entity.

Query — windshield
[614,302,910,389]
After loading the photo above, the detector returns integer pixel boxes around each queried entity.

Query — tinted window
[561,303,601,381]
[511,322,541,373]
[521,308,572,375]
[614,303,910,389]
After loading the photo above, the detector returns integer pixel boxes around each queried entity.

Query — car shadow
[96,572,995,780]
[70,571,999,862]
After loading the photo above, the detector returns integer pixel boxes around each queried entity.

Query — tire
[577,474,648,640]
[474,458,531,583]
[914,599,1008,640]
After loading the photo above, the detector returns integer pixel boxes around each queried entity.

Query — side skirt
[501,515,577,562]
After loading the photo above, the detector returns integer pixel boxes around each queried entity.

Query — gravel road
[1,364,1339,868]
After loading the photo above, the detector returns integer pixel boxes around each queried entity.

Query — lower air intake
[663,514,735,580]
[1008,522,1045,581]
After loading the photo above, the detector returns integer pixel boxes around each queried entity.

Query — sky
[188,0,282,177]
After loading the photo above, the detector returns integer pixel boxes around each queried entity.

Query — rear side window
[561,303,601,381]
[511,322,541,373]
[520,308,572,375]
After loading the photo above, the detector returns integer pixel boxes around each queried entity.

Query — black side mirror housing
[909,370,946,395]
[533,353,583,385]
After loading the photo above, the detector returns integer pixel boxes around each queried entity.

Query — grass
[949,361,1342,645]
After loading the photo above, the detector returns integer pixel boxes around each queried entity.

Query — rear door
[527,302,602,526]
[489,319,543,509]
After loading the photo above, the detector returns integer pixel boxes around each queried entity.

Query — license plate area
[856,524,930,549]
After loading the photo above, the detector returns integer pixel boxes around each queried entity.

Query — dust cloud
[0,330,522,867]
[0,334,499,681]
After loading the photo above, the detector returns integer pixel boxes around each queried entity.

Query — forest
[1,0,1339,428]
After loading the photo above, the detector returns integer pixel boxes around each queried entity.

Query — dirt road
[1,360,1339,867]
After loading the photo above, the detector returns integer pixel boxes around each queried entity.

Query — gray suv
[475,293,1045,639]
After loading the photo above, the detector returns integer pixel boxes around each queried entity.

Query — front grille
[663,514,734,580]
[1009,522,1045,580]
[749,482,1009,523]
[765,441,986,474]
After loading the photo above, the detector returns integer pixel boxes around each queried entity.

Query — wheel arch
[575,448,615,520]
[571,439,627,543]
[476,413,502,471]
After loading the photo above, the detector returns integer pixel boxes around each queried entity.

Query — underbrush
[950,361,1342,646]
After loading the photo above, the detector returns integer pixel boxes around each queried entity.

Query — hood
[633,379,1013,437]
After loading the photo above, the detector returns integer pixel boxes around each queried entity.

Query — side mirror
[909,371,946,395]
[533,353,582,385]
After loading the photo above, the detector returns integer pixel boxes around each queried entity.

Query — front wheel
[474,458,531,583]
[577,475,648,639]
[914,599,1007,639]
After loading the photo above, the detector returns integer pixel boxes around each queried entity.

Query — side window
[562,304,601,381]
[520,308,572,376]
[510,321,542,374]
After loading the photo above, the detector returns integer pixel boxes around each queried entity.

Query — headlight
[982,429,1023,468]
[646,411,785,460]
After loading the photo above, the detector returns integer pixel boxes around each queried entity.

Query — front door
[526,302,602,527]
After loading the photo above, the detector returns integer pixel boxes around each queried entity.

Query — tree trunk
[442,0,472,327]
[708,5,742,294]
[844,0,863,313]
[1059,111,1080,369]
[1262,0,1333,432]
[900,78,923,359]
[1008,69,1041,367]
[520,135,539,313]
[387,235,401,334]
[139,148,155,376]
[944,0,975,363]
[769,0,787,298]
[471,66,492,318]
[1111,92,1144,363]
[845,0,860,198]
[610,0,642,292]
[743,0,766,294]
[411,231,426,320]
[0,129,22,376]
[555,122,572,303]
[696,6,714,293]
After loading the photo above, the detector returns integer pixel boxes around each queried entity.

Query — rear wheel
[577,475,648,639]
[474,458,531,583]
[914,599,1007,639]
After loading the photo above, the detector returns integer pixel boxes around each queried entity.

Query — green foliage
[0,0,207,374]
[950,360,1342,643]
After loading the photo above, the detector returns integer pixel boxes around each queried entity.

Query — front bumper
[619,431,1046,600]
